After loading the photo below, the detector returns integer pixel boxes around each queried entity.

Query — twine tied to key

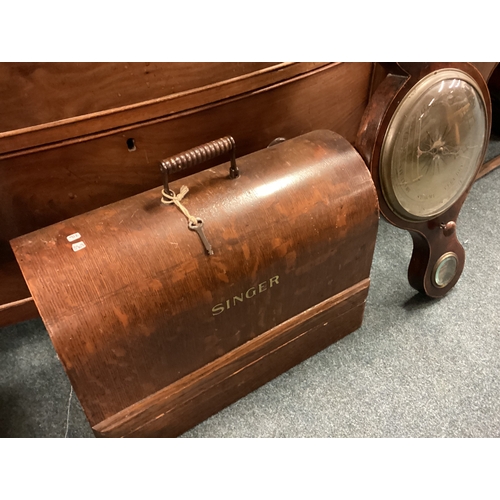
[161,186,199,226]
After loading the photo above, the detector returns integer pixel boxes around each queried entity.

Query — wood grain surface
[471,62,498,82]
[0,63,275,134]
[12,130,379,434]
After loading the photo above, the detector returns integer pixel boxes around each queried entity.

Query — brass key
[188,218,214,255]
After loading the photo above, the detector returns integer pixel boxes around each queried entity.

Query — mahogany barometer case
[11,130,379,437]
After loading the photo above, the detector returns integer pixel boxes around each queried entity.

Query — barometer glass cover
[380,69,488,221]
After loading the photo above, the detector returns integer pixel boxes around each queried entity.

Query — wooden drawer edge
[0,297,38,328]
[0,62,334,156]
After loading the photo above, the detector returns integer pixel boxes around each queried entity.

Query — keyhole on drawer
[127,138,136,152]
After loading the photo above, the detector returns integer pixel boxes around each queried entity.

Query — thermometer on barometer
[357,64,491,297]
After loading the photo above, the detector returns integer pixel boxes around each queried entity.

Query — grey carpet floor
[1,148,499,438]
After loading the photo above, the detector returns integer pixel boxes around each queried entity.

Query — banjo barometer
[357,63,491,297]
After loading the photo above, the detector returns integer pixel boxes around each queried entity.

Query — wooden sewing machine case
[11,130,379,437]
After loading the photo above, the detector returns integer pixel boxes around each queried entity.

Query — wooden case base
[94,279,369,438]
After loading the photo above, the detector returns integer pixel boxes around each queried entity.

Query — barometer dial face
[379,69,488,221]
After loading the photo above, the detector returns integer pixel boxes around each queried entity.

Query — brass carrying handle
[160,136,239,199]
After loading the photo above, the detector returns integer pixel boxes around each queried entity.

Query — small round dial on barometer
[357,63,491,298]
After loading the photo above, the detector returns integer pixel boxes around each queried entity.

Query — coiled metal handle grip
[160,136,238,198]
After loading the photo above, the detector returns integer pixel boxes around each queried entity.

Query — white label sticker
[72,241,86,252]
[67,232,81,242]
